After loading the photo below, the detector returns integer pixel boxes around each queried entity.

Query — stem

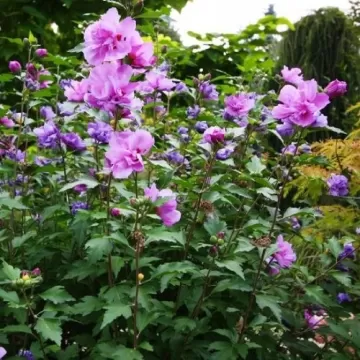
[94,143,100,172]
[133,242,140,349]
[106,175,114,287]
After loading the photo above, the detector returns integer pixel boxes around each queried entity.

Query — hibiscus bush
[0,5,360,360]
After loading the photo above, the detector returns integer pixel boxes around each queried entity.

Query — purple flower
[199,81,218,101]
[291,217,301,230]
[304,310,325,329]
[60,79,72,89]
[324,80,347,99]
[128,42,155,70]
[85,63,139,113]
[34,121,60,148]
[157,61,170,74]
[74,184,88,193]
[9,60,21,73]
[338,243,356,260]
[0,347,5,359]
[35,156,51,166]
[140,71,175,93]
[224,93,255,118]
[186,105,200,119]
[145,183,181,227]
[0,116,15,128]
[282,143,298,155]
[195,121,208,133]
[40,106,56,121]
[299,143,311,154]
[35,48,48,57]
[272,80,330,127]
[64,79,89,102]
[83,8,140,65]
[178,127,188,135]
[281,66,303,86]
[180,134,190,143]
[216,147,234,160]
[71,201,89,215]
[313,114,328,128]
[203,126,225,144]
[88,121,113,144]
[175,82,188,93]
[267,235,296,269]
[327,174,349,197]
[166,151,185,164]
[18,349,35,360]
[61,133,86,152]
[104,129,154,179]
[111,208,121,216]
[337,292,351,304]
[6,149,25,163]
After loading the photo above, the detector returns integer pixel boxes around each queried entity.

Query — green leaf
[0,197,28,210]
[68,42,85,53]
[111,256,125,278]
[0,74,14,83]
[35,317,62,346]
[212,278,252,294]
[327,236,342,258]
[113,346,143,360]
[305,285,329,305]
[39,286,75,304]
[136,310,159,333]
[1,324,33,335]
[148,159,173,170]
[0,288,19,303]
[256,187,278,202]
[146,228,184,245]
[59,178,99,192]
[12,230,36,248]
[2,261,21,280]
[215,260,244,279]
[24,7,47,22]
[174,317,196,332]
[330,272,351,287]
[85,237,112,263]
[256,294,282,322]
[72,296,103,316]
[246,156,266,174]
[204,218,227,236]
[101,303,132,329]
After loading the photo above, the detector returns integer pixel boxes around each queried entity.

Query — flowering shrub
[0,6,359,360]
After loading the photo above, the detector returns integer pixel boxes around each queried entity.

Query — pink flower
[129,42,156,70]
[83,8,141,65]
[35,48,48,57]
[64,79,89,102]
[304,310,326,329]
[203,126,226,144]
[9,60,21,73]
[0,347,6,359]
[324,79,347,99]
[144,183,181,227]
[139,71,175,93]
[85,62,140,113]
[0,117,15,128]
[270,235,296,268]
[272,80,330,127]
[104,129,154,179]
[224,93,255,118]
[281,66,303,86]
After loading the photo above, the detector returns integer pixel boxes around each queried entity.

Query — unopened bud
[22,274,30,281]
[130,198,137,207]
[138,273,144,281]
[217,239,224,246]
[31,268,41,276]
[110,208,121,217]
[217,231,225,239]
[209,245,218,257]
[23,38,30,45]
[210,235,218,244]
[203,73,212,81]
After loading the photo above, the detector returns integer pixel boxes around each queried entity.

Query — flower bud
[9,61,21,73]
[22,274,30,281]
[110,208,121,217]
[217,231,225,239]
[35,48,48,58]
[137,273,144,281]
[217,239,224,245]
[130,198,138,207]
[23,38,30,45]
[209,245,218,257]
[31,268,41,276]
[210,235,218,244]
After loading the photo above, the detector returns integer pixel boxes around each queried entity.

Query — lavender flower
[35,156,52,166]
[166,151,185,164]
[199,81,218,101]
[88,121,112,144]
[327,174,349,197]
[61,133,86,151]
[74,184,88,193]
[282,143,297,155]
[299,143,311,154]
[18,349,35,360]
[291,217,301,230]
[276,122,295,137]
[337,292,351,304]
[194,121,208,133]
[71,201,89,215]
[177,127,188,135]
[60,79,72,89]
[6,149,25,163]
[338,243,356,260]
[180,134,190,143]
[187,105,200,119]
[40,106,56,121]
[175,82,188,93]
[33,121,60,148]
[216,147,234,160]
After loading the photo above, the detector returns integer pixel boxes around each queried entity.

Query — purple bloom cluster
[199,81,218,101]
[224,93,255,119]
[18,349,35,360]
[337,292,351,304]
[88,121,113,144]
[187,105,201,119]
[327,174,349,197]
[33,121,60,149]
[61,133,87,152]
[194,121,208,133]
[166,151,185,164]
[71,201,89,215]
[216,147,234,161]
[40,106,56,121]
